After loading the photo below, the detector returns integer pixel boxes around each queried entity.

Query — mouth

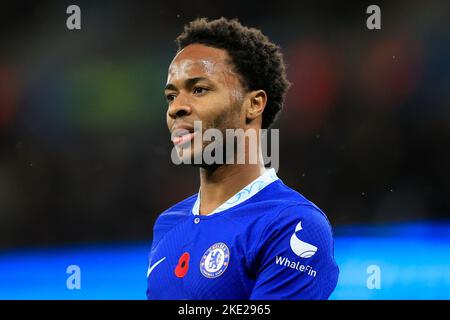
[171,127,196,146]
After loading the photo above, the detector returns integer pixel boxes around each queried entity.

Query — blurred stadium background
[0,0,449,299]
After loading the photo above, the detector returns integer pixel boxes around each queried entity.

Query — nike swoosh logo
[147,257,166,278]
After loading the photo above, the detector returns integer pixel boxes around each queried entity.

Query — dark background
[0,0,449,249]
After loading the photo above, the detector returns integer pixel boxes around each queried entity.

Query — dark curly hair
[176,17,290,129]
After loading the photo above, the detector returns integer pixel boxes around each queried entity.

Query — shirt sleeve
[250,204,339,300]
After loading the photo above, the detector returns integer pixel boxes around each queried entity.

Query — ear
[246,90,267,123]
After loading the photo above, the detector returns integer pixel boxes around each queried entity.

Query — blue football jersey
[146,169,339,299]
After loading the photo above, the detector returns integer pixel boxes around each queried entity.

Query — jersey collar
[192,168,279,216]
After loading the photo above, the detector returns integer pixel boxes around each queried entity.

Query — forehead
[167,44,235,81]
[173,43,228,63]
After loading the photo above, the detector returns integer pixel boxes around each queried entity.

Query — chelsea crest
[200,242,230,278]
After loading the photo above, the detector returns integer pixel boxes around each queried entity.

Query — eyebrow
[164,77,212,91]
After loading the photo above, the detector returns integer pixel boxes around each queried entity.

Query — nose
[167,94,192,119]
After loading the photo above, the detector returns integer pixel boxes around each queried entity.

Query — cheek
[197,95,231,127]
[211,104,241,130]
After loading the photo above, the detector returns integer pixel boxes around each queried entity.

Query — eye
[165,93,176,103]
[193,87,208,95]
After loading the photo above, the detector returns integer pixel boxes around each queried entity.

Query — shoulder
[249,179,333,232]
[156,193,197,222]
[151,193,197,246]
[249,180,335,255]
[265,202,334,250]
[259,203,334,251]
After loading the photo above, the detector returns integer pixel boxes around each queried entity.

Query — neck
[198,163,265,215]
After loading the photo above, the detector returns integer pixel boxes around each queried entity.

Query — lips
[172,132,195,146]
[171,125,195,146]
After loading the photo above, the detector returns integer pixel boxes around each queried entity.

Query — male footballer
[146,17,339,299]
